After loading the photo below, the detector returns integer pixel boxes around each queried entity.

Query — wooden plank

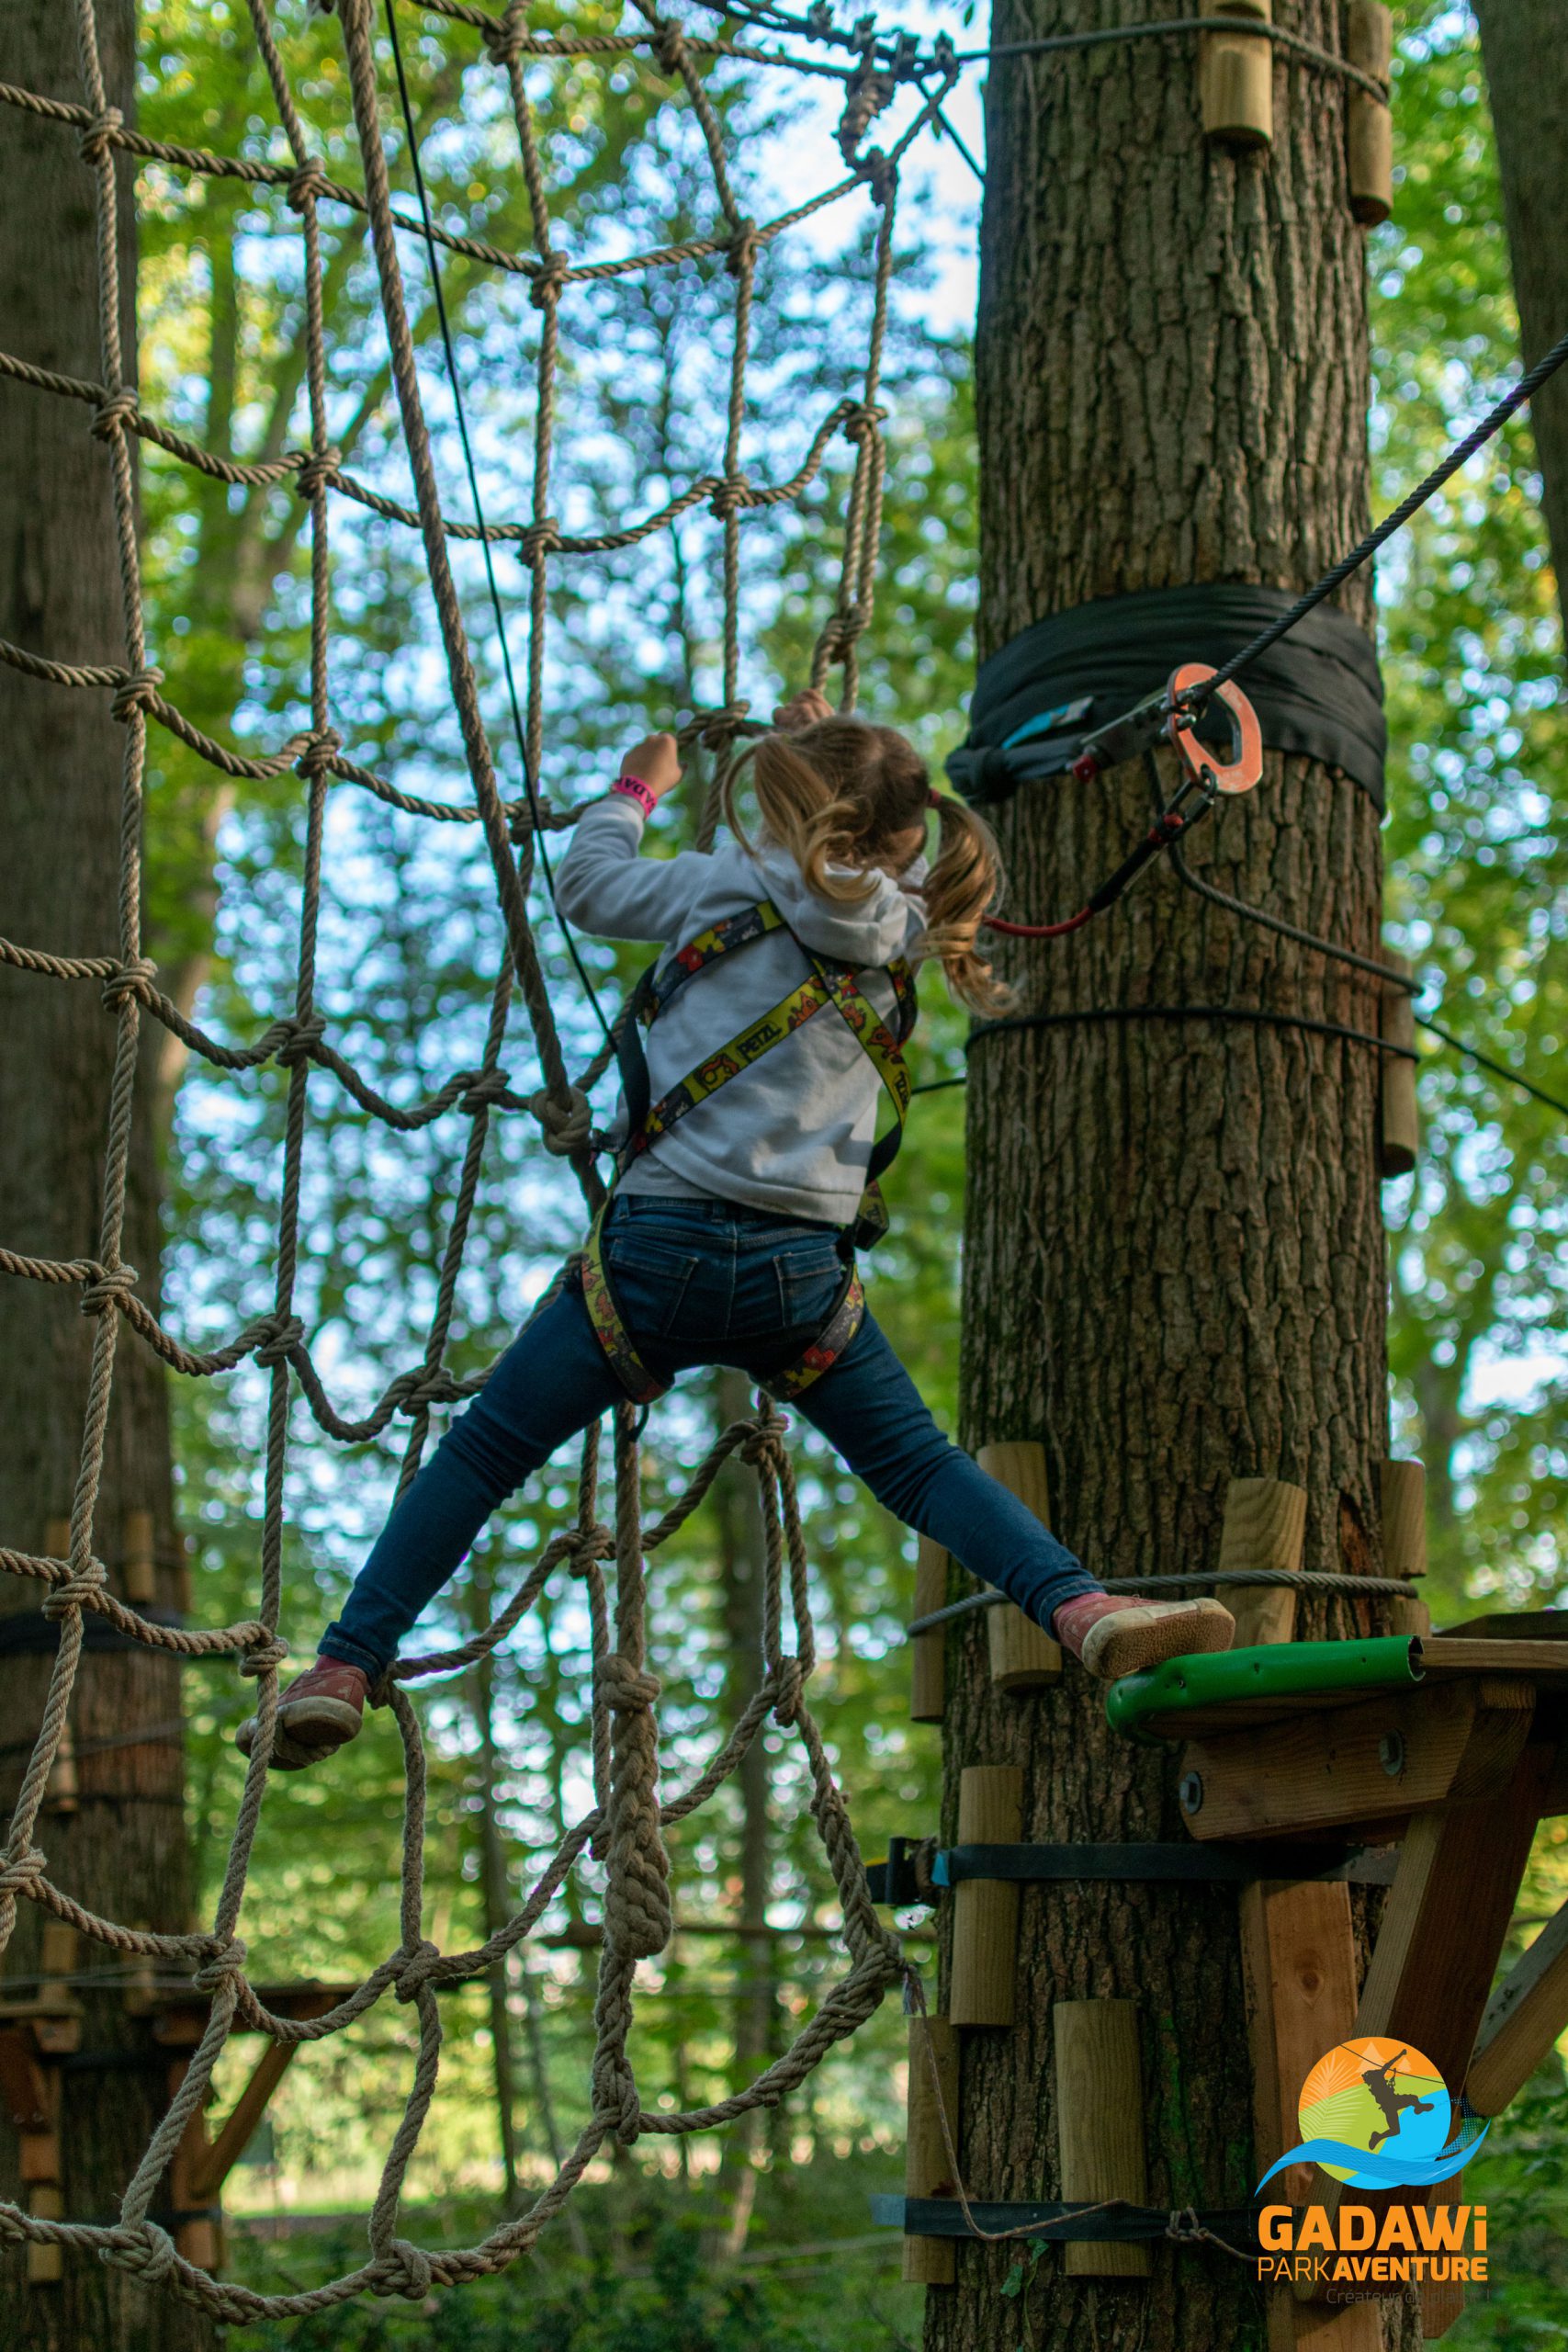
[1240,1881,1359,2210]
[1179,1679,1536,1843]
[1054,2000,1149,2278]
[1220,1476,1306,1649]
[28,2183,63,2285]
[1416,1638,1568,1682]
[950,1768,1022,2027]
[1436,1611,1568,1642]
[976,1445,1062,1691]
[1379,953,1418,1174]
[1466,1893,1568,2117]
[903,2015,960,2287]
[910,1537,948,1724]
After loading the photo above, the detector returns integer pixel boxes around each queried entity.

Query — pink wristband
[611,775,657,818]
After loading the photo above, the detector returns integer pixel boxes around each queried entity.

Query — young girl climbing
[239,689,1234,1770]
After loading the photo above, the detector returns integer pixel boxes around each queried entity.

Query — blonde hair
[722,717,1015,1015]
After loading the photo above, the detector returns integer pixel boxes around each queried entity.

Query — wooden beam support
[976,1445,1062,1691]
[950,1766,1022,2028]
[1466,1892,1568,2117]
[903,2014,960,2286]
[910,1537,948,1724]
[1220,1476,1307,1648]
[1240,1880,1360,2211]
[1418,2172,1467,2340]
[188,2038,298,2205]
[1179,1678,1537,1843]
[1356,1738,1560,2097]
[1054,1999,1149,2278]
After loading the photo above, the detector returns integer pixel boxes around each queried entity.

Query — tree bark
[0,7,210,2346]
[1472,0,1568,640]
[931,6,1401,2349]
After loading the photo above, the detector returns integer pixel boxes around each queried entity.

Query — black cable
[1412,1013,1568,1120]
[382,0,613,1045]
[1195,322,1568,706]
[965,1002,1410,1058]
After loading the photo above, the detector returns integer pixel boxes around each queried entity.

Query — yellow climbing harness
[581,899,918,1405]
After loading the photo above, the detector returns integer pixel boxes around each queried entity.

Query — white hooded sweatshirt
[555,797,929,1227]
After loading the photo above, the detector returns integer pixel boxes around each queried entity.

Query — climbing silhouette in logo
[1253,2037,1488,2195]
[1360,2045,1436,2152]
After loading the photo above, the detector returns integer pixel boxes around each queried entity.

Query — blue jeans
[321,1195,1098,1677]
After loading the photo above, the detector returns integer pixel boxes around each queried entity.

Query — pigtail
[922,796,1016,1016]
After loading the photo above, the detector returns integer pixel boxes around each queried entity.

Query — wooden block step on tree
[1219,1476,1307,1649]
[1347,1,1395,227]
[949,1766,1022,2029]
[976,1442,1061,1692]
[1379,1459,1430,1636]
[903,2013,960,2286]
[1053,1999,1149,2278]
[1200,0,1274,151]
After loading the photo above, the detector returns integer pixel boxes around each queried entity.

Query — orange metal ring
[1166,662,1262,796]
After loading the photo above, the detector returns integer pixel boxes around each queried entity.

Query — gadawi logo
[1256,2036,1489,2195]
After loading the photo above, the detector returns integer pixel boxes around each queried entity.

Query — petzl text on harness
[580,899,918,1406]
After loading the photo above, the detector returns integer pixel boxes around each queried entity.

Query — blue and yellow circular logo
[1297,2037,1451,2188]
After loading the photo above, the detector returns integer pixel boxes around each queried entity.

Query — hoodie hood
[750,843,927,967]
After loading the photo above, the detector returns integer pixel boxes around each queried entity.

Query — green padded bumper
[1105,1634,1425,1744]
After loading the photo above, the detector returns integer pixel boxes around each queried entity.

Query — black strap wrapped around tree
[945,581,1387,811]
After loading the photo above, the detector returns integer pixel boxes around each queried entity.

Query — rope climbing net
[0,0,954,2315]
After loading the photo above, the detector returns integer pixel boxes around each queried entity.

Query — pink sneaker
[235,1657,369,1772]
[1053,1592,1235,1683]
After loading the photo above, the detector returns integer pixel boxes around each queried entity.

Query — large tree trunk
[931,7,1399,2349]
[0,6,210,2347]
[1472,0,1568,639]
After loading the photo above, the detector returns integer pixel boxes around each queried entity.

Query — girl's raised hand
[773,686,832,733]
[618,731,682,799]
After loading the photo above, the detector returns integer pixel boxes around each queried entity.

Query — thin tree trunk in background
[931,6,1398,2349]
[467,1572,522,2211]
[713,1365,773,2256]
[1472,0,1568,641]
[0,6,210,2346]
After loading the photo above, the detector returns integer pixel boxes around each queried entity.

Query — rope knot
[518,516,560,564]
[652,18,688,77]
[841,401,888,447]
[480,3,528,64]
[771,1657,805,1725]
[598,1653,660,1714]
[43,1576,104,1621]
[287,156,329,211]
[294,447,343,502]
[108,2219,180,2286]
[739,1416,785,1468]
[527,1084,593,1158]
[565,1521,615,1575]
[863,150,897,208]
[393,1939,440,2004]
[252,1312,304,1368]
[238,1632,290,1678]
[697,699,750,750]
[457,1067,512,1114]
[375,2238,434,2301]
[296,725,343,775]
[529,254,568,310]
[191,1936,247,1994]
[0,1847,48,1899]
[78,107,123,165]
[80,1264,138,1317]
[276,1012,326,1068]
[709,474,752,519]
[726,219,760,278]
[110,667,165,722]
[101,956,157,1011]
[92,385,139,440]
